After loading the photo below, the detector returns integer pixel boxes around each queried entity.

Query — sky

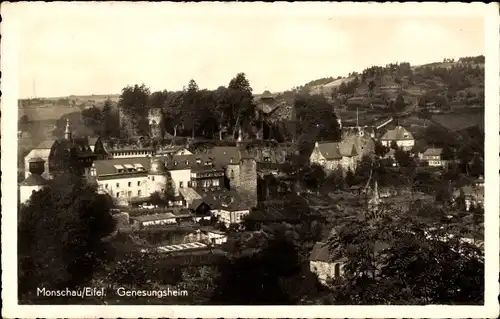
[7,2,487,98]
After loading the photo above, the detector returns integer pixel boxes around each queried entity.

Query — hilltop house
[380,126,415,151]
[421,147,445,167]
[309,141,358,172]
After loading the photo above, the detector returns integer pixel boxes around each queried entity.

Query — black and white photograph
[2,2,499,318]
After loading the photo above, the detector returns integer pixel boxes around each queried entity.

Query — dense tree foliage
[18,174,116,302]
[325,205,483,305]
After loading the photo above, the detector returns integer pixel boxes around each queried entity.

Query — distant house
[421,148,445,167]
[309,241,346,286]
[131,212,177,228]
[309,141,358,172]
[380,126,415,151]
[199,227,228,245]
[453,184,484,211]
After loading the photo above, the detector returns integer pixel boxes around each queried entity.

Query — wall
[147,174,168,196]
[19,185,45,204]
[225,164,240,190]
[310,260,344,286]
[98,175,149,200]
[212,209,250,226]
[167,169,191,196]
[309,147,327,165]
[238,158,257,207]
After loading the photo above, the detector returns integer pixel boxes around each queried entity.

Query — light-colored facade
[19,184,45,205]
[421,148,444,167]
[380,126,415,151]
[211,208,250,227]
[309,141,358,172]
[167,169,191,196]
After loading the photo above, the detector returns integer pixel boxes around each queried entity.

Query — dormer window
[185,160,189,165]
[196,158,201,164]
[403,133,409,138]
[173,161,178,166]
[205,160,212,166]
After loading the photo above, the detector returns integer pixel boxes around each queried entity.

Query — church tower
[64,118,72,140]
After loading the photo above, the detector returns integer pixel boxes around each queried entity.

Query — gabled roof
[317,142,342,160]
[316,141,358,160]
[309,242,332,262]
[24,149,51,164]
[35,140,56,149]
[381,126,414,141]
[423,148,443,156]
[20,174,48,186]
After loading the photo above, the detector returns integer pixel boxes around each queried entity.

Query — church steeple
[64,118,72,140]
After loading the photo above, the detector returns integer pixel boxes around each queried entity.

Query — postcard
[1,2,499,318]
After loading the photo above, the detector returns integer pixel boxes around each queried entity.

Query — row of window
[105,181,142,189]
[115,190,142,198]
[111,150,152,156]
[191,172,224,178]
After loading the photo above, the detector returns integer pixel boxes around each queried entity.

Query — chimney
[315,141,319,148]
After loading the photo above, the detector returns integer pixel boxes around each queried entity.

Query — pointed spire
[64,118,72,140]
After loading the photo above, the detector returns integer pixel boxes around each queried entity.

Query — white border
[2,2,499,318]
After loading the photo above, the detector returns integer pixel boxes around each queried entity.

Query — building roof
[309,242,332,262]
[381,126,414,141]
[28,157,45,163]
[316,141,358,160]
[201,189,249,211]
[179,187,203,206]
[423,148,443,156]
[35,140,57,149]
[19,174,48,186]
[157,241,208,253]
[209,146,242,166]
[88,137,99,146]
[94,157,151,177]
[24,148,51,162]
[132,212,177,223]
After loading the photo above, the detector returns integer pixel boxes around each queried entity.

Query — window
[196,158,201,164]
[116,192,120,198]
[179,181,184,188]
[137,181,141,186]
[116,183,120,188]
[334,263,341,277]
[138,190,142,197]
[127,191,132,197]
[90,167,96,176]
[128,182,132,187]
[192,181,197,188]
[152,176,155,182]
[105,184,108,189]
[212,179,220,187]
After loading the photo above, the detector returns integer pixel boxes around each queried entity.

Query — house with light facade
[380,126,415,151]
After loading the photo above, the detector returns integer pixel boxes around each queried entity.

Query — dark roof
[423,148,443,156]
[51,137,95,157]
[209,146,241,166]
[20,174,48,186]
[316,141,358,160]
[309,242,331,262]
[201,190,249,211]
[94,157,150,176]
[381,126,414,141]
[35,140,57,149]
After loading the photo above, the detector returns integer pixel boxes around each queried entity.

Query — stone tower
[148,108,164,140]
[238,156,258,208]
